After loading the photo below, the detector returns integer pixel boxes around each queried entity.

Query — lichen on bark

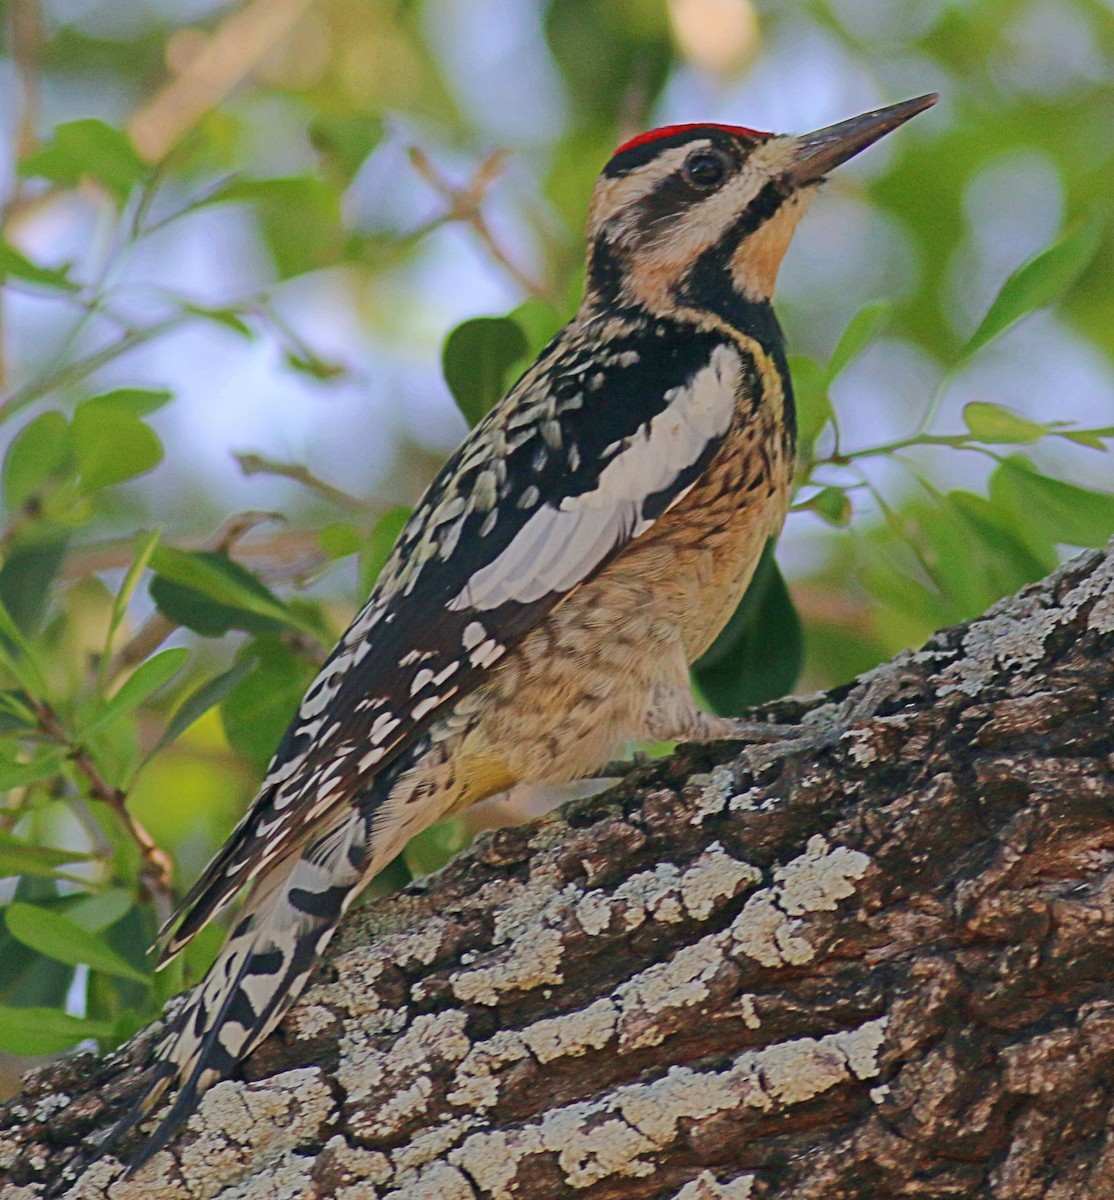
[2,543,1113,1199]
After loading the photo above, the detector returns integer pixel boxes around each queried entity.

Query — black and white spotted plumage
[110,96,935,1174]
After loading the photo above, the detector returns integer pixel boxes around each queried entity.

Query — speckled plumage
[110,97,936,1172]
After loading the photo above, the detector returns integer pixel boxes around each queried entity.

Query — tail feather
[109,809,371,1175]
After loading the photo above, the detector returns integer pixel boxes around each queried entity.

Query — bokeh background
[0,0,1111,1090]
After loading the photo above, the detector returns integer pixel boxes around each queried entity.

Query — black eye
[684,149,729,189]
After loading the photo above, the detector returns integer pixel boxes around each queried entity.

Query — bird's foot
[732,667,913,776]
[593,749,655,779]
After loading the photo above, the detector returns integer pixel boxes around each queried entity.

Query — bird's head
[584,94,936,323]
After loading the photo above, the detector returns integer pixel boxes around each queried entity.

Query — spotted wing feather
[161,322,745,960]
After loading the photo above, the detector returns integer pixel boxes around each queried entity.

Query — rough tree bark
[2,543,1113,1200]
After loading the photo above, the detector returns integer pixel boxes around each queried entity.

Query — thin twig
[64,525,330,583]
[33,701,174,925]
[234,452,369,512]
[128,0,317,162]
[1,0,46,389]
[408,146,552,302]
[0,314,187,424]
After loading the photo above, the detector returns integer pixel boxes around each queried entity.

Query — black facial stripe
[673,176,796,441]
[719,176,788,248]
[631,168,713,232]
[605,126,763,177]
[586,237,625,308]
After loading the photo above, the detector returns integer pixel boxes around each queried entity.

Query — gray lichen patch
[936,550,1110,698]
[442,1026,877,1199]
[209,1152,314,1200]
[774,836,871,917]
[383,1161,477,1199]
[680,843,762,920]
[730,891,813,968]
[341,1010,471,1140]
[729,836,872,968]
[520,998,617,1064]
[447,1030,530,1110]
[574,843,758,938]
[449,927,566,1006]
[175,1068,333,1194]
[614,937,730,1051]
[687,765,736,824]
[670,1170,756,1199]
[387,1117,478,1180]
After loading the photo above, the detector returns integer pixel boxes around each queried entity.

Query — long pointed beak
[787,93,937,186]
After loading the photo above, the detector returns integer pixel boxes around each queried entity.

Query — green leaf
[964,218,1101,357]
[0,593,49,695]
[212,177,342,279]
[153,659,255,755]
[149,547,310,637]
[318,522,361,559]
[182,303,254,339]
[801,486,852,527]
[962,401,1046,444]
[827,301,890,381]
[309,112,384,186]
[4,902,149,983]
[83,646,189,738]
[360,506,410,595]
[19,119,147,206]
[284,348,345,381]
[3,412,73,512]
[989,456,1114,550]
[442,317,528,427]
[0,242,76,291]
[220,637,318,771]
[0,1005,115,1056]
[81,388,173,419]
[508,299,565,357]
[71,405,162,489]
[787,354,833,454]
[403,818,468,879]
[103,529,162,670]
[0,750,68,795]
[0,538,68,637]
[64,888,133,933]
[692,540,803,715]
[0,830,91,878]
[1053,425,1114,452]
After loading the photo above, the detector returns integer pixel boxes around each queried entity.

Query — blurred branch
[234,452,369,512]
[408,146,553,303]
[64,525,328,583]
[0,314,188,424]
[0,0,46,389]
[129,0,317,162]
[31,701,174,924]
[8,0,44,164]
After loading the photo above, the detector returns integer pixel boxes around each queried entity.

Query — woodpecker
[110,93,935,1172]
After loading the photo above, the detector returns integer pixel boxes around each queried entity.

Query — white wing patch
[449,344,740,612]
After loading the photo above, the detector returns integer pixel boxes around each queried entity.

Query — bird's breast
[619,369,794,663]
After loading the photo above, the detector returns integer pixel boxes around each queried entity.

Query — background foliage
[0,0,1110,1090]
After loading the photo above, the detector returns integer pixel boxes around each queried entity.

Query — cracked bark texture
[3,543,1114,1200]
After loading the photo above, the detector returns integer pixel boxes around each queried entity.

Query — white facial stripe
[642,162,768,258]
[448,345,740,612]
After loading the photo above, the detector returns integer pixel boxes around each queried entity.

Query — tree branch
[4,542,1114,1199]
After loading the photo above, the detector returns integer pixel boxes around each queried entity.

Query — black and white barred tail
[111,806,373,1174]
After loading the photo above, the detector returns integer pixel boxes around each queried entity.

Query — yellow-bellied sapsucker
[111,93,935,1172]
